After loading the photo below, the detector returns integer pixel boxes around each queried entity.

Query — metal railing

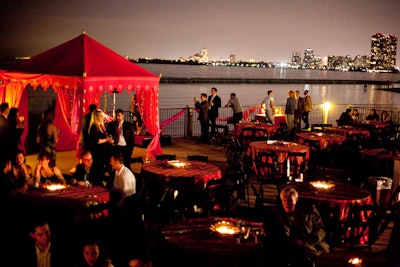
[113,104,400,138]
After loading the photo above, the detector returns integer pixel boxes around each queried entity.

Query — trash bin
[368,177,392,208]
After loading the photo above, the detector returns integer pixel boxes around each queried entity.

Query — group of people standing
[193,86,313,143]
[194,87,245,144]
[79,104,136,187]
[263,88,313,132]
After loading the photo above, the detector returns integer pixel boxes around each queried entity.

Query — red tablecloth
[324,126,371,138]
[141,160,222,188]
[249,141,309,176]
[294,182,373,246]
[12,185,110,221]
[162,216,264,265]
[233,122,280,139]
[274,115,286,125]
[249,141,309,162]
[360,148,397,160]
[295,132,347,150]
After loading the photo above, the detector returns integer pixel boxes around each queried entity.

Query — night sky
[1,0,399,63]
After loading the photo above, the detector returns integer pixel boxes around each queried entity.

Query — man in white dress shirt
[108,151,136,224]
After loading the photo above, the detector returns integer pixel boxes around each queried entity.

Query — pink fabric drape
[136,85,163,160]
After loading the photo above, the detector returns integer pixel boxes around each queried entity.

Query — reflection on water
[28,64,400,111]
[107,83,400,109]
[153,83,400,108]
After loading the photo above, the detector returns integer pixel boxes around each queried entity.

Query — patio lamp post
[112,88,119,118]
[322,102,331,124]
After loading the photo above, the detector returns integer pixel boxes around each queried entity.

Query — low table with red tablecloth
[233,122,280,139]
[134,134,153,147]
[11,185,110,222]
[295,132,347,150]
[294,181,373,246]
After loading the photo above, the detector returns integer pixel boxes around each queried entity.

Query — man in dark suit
[0,102,11,163]
[17,216,71,267]
[194,93,209,143]
[207,87,221,137]
[107,109,135,169]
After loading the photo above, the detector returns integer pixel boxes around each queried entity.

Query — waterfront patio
[24,136,397,267]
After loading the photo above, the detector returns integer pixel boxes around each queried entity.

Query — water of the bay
[29,63,400,111]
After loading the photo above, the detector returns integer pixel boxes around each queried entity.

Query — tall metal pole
[112,88,118,118]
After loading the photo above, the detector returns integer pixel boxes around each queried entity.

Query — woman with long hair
[33,151,65,187]
[12,150,33,188]
[88,110,112,177]
[8,107,25,158]
[36,110,59,163]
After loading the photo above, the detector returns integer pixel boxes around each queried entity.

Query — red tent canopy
[0,32,162,159]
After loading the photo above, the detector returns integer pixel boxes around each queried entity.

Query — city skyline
[1,0,399,64]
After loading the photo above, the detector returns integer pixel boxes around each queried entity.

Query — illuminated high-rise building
[291,51,301,65]
[369,33,397,71]
[230,54,236,63]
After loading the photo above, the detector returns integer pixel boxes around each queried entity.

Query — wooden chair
[155,154,176,161]
[130,156,145,194]
[159,176,196,221]
[303,139,324,177]
[203,178,227,216]
[253,151,282,207]
[346,203,379,252]
[187,155,209,162]
[239,127,255,151]
[253,128,269,142]
[286,151,307,182]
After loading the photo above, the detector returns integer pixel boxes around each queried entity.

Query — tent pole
[112,88,118,118]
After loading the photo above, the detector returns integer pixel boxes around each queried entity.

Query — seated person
[0,159,28,196]
[263,186,329,267]
[108,151,136,221]
[70,150,106,187]
[337,108,353,126]
[381,110,392,124]
[33,151,66,187]
[12,150,33,188]
[365,108,380,122]
[71,150,94,186]
[351,108,361,124]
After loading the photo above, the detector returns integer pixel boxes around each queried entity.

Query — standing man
[261,90,275,123]
[194,93,209,143]
[295,90,305,131]
[81,103,97,152]
[0,102,11,163]
[302,87,312,129]
[285,90,296,133]
[107,109,135,169]
[225,92,243,124]
[208,87,221,137]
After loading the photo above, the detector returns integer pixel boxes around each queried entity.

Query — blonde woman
[88,110,112,175]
